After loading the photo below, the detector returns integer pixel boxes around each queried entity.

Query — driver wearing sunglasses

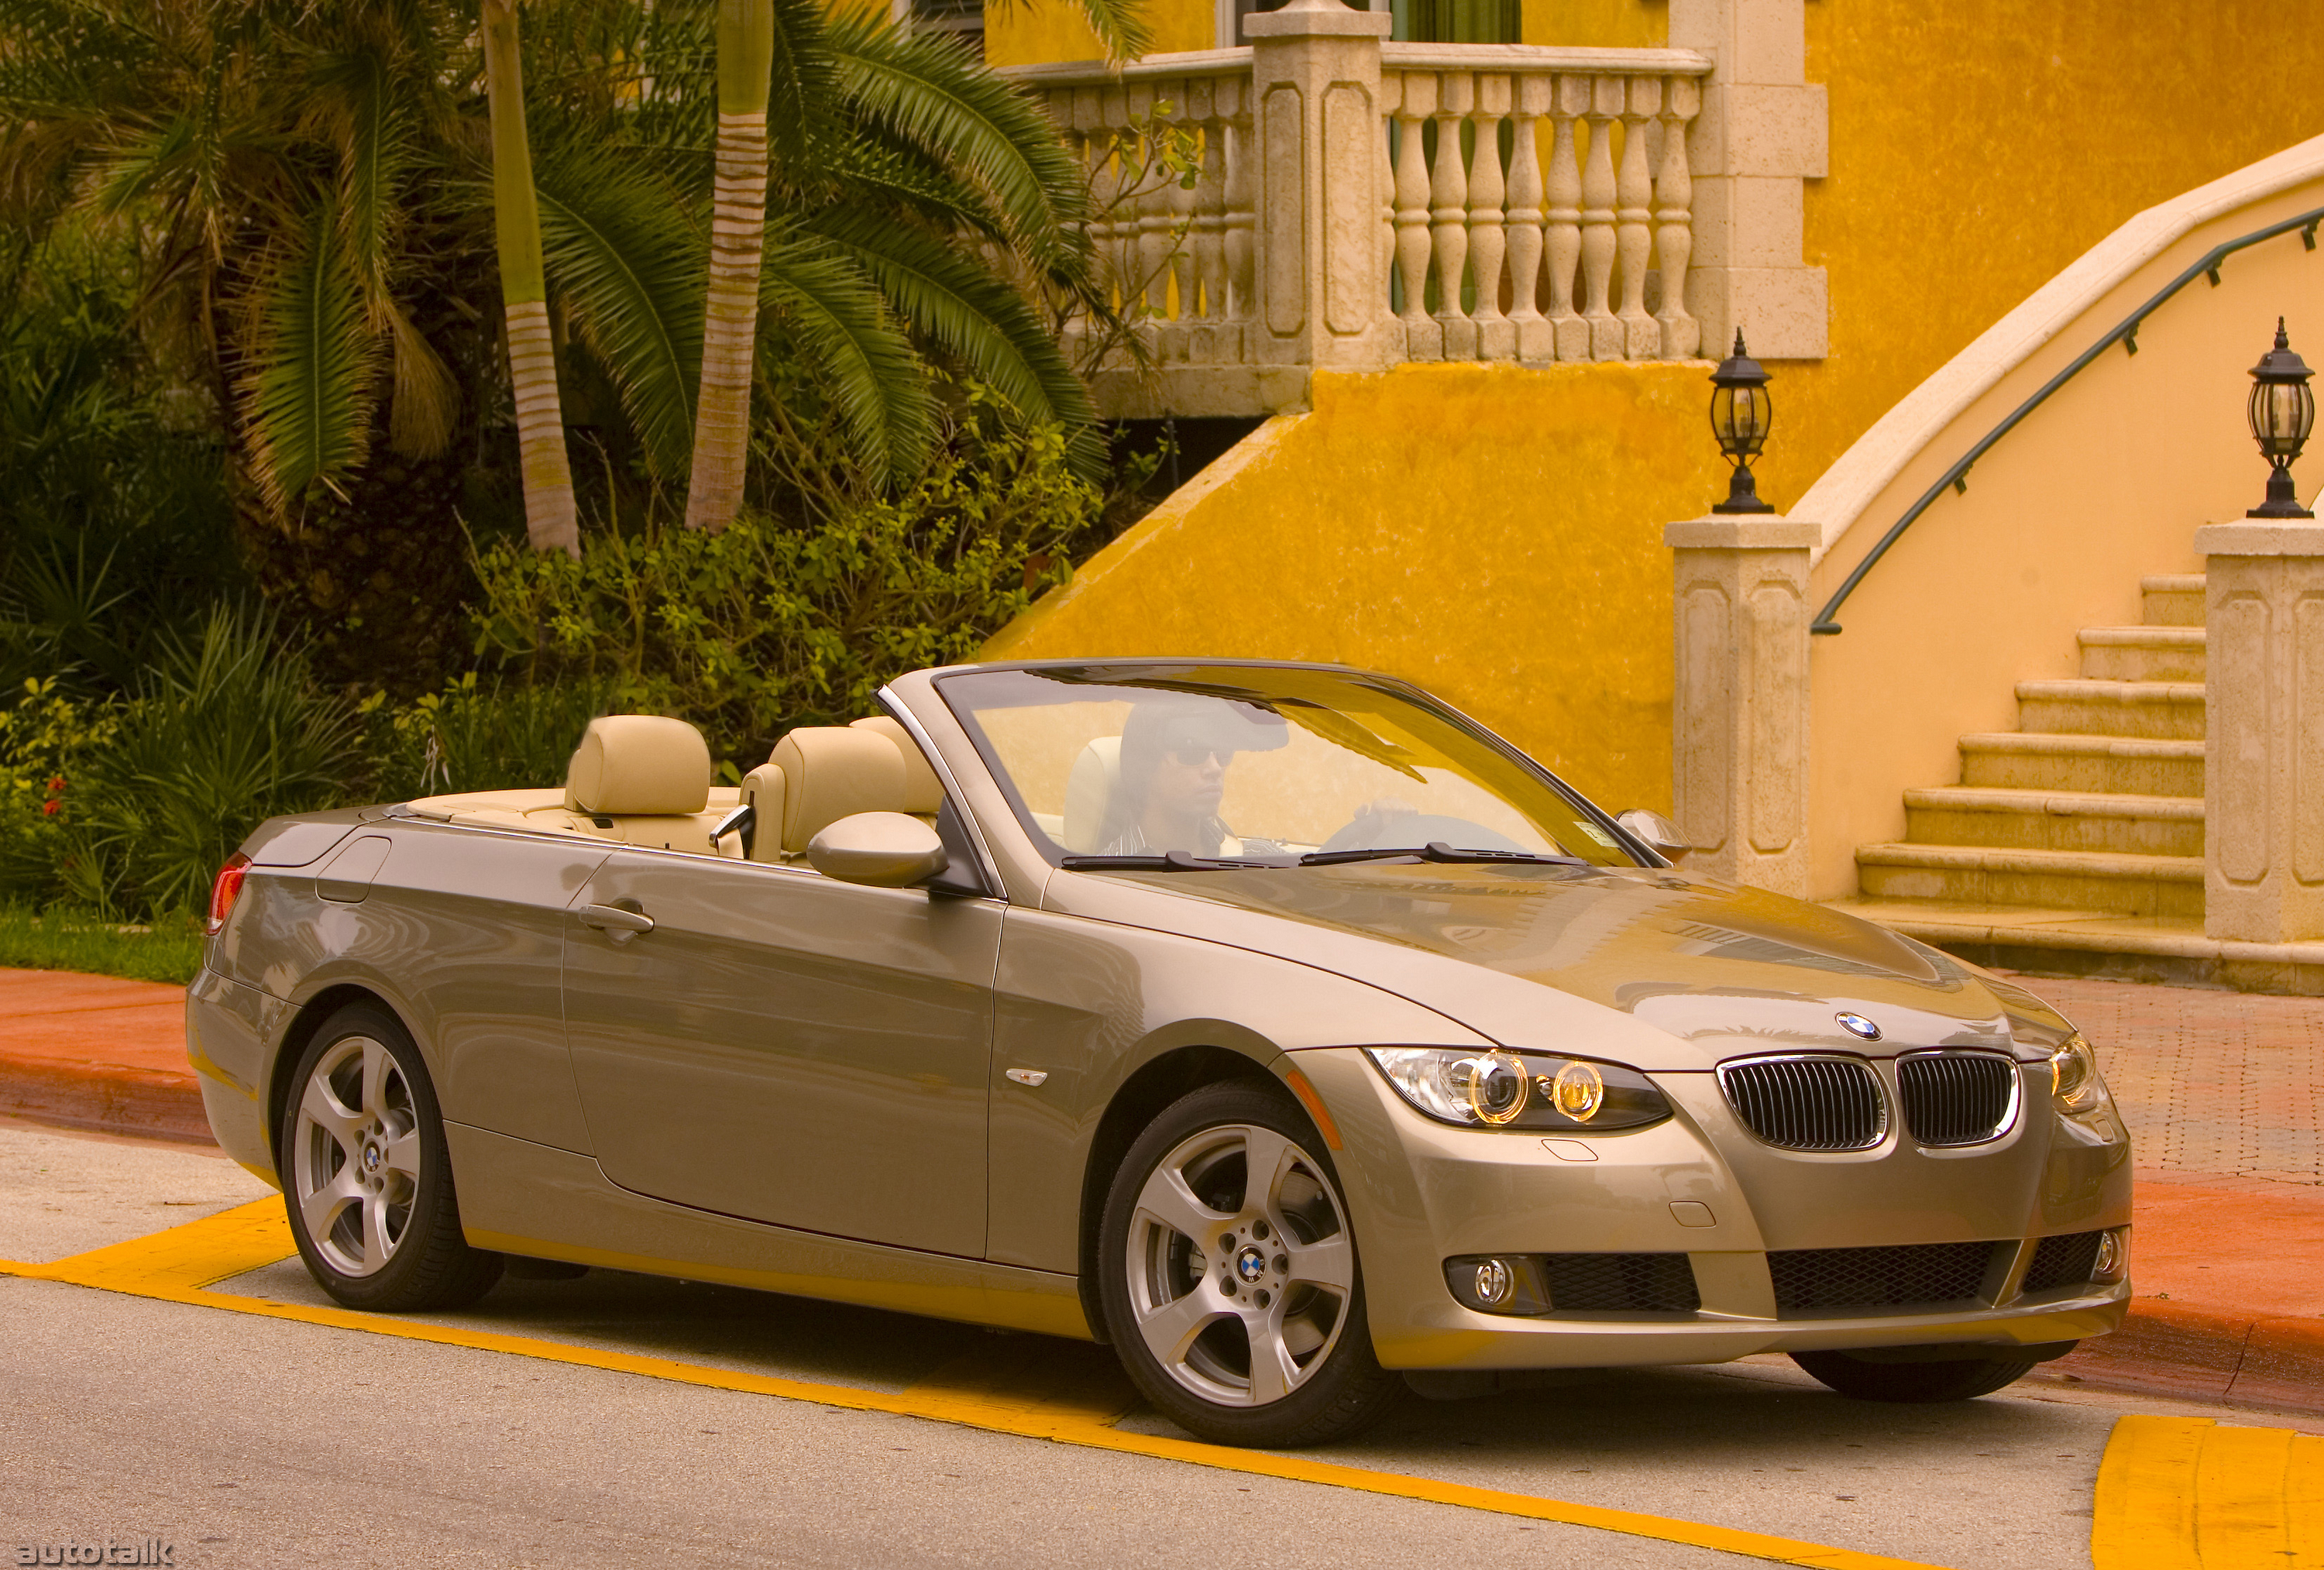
[1099,699,1284,858]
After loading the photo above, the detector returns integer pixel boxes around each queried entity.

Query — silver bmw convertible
[187,658,2131,1447]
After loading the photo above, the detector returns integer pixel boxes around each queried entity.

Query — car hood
[1040,861,2077,1072]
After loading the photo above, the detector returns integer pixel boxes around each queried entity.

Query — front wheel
[1097,1080,1402,1447]
[280,1002,503,1312]
[1791,1349,2041,1403]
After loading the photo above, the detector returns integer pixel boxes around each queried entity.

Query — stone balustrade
[1003,19,1711,416]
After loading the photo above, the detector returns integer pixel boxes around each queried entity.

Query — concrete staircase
[1832,575,2221,974]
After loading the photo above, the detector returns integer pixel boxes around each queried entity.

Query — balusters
[1392,73,1439,361]
[1189,77,1229,363]
[1654,74,1701,359]
[1580,75,1621,360]
[1160,84,1198,361]
[1428,73,1473,361]
[1221,77,1256,353]
[1615,75,1659,359]
[1379,74,1401,324]
[1545,74,1587,360]
[1466,74,1512,361]
[1504,75,1550,362]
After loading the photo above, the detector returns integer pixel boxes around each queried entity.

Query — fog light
[1473,1258,1514,1307]
[2092,1228,2129,1284]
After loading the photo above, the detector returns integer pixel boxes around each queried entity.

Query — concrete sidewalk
[2,963,2320,1415]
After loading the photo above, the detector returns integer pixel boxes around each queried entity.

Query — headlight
[1364,1047,1673,1132]
[2048,1033,2105,1114]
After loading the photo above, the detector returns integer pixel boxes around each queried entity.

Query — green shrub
[0,677,120,908]
[55,606,361,919]
[362,675,621,801]
[468,400,1113,770]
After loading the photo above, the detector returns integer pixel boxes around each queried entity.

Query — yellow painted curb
[2092,1413,2324,1568]
[2,1202,1954,1570]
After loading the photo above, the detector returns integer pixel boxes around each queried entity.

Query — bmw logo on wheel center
[1236,1247,1267,1283]
[1837,1012,1882,1041]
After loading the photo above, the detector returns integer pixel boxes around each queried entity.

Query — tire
[278,1002,504,1312]
[1790,1349,2041,1403]
[1097,1080,1403,1448]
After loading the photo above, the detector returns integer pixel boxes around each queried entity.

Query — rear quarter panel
[219,818,611,1156]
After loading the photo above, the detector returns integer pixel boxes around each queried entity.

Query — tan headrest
[770,727,905,852]
[566,716,711,816]
[1062,736,1122,852]
[850,715,945,814]
[739,763,787,863]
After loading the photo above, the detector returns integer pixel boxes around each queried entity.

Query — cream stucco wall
[1799,155,2324,900]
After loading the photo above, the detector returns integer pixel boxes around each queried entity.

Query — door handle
[579,902,655,941]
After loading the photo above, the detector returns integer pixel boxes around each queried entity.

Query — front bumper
[1290,1047,2134,1371]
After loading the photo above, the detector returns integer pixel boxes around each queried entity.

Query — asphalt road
[0,1118,2310,1570]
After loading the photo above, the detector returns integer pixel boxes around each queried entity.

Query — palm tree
[677,0,1147,532]
[482,0,582,557]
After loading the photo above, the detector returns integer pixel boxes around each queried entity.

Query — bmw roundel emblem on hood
[1836,1012,1882,1041]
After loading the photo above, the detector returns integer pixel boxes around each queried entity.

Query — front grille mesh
[1722,1058,1886,1150]
[1897,1053,2016,1146]
[2022,1231,2106,1293]
[1769,1240,2002,1314]
[1539,1253,1700,1314]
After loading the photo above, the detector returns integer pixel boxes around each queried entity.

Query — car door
[561,848,1002,1258]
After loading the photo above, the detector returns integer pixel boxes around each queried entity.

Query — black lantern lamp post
[1710,329,1775,514]
[2247,318,2316,520]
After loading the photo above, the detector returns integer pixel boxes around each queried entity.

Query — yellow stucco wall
[985,362,1724,811]
[988,0,1659,67]
[1766,2,2324,513]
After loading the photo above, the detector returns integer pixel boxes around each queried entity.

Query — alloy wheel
[290,1035,420,1277]
[1123,1122,1355,1407]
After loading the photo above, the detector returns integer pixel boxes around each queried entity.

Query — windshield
[936,664,1642,867]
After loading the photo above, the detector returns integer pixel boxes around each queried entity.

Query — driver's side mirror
[806,811,950,888]
[1615,809,1693,864]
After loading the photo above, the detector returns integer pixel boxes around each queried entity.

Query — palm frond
[384,299,459,457]
[761,0,841,163]
[759,236,936,484]
[804,207,1096,470]
[535,140,706,479]
[826,15,1088,273]
[237,202,380,517]
[308,35,416,316]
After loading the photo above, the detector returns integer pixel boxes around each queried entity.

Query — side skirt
[445,1122,1093,1340]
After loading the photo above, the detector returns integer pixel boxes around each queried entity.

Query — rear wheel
[1097,1080,1402,1448]
[280,1003,502,1312]
[1790,1349,2041,1403]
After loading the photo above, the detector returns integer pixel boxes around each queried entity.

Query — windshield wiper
[1300,841,1587,868]
[1060,850,1297,872]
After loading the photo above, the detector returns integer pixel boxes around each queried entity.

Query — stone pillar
[1667,0,1827,360]
[2197,520,2324,943]
[1244,0,1396,398]
[1666,516,1817,896]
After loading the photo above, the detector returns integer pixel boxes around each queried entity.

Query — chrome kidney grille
[1718,1056,1886,1151]
[1896,1051,2018,1146]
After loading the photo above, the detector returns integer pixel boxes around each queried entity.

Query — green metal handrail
[1810,203,2324,636]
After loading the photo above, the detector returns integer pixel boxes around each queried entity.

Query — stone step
[2015,679,2206,740]
[1855,843,2205,919]
[1958,733,2205,795]
[2079,625,2206,682]
[2140,573,2206,627]
[1902,785,2205,857]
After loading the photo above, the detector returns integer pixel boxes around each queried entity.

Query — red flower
[46,776,64,795]
[42,799,60,817]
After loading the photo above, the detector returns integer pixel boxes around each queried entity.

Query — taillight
[207,854,251,936]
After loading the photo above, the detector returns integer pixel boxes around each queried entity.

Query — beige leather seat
[556,715,722,853]
[1062,737,1122,852]
[741,716,947,863]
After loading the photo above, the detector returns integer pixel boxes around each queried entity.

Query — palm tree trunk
[482,0,581,558]
[682,0,778,534]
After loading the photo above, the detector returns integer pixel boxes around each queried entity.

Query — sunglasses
[1165,743,1234,766]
